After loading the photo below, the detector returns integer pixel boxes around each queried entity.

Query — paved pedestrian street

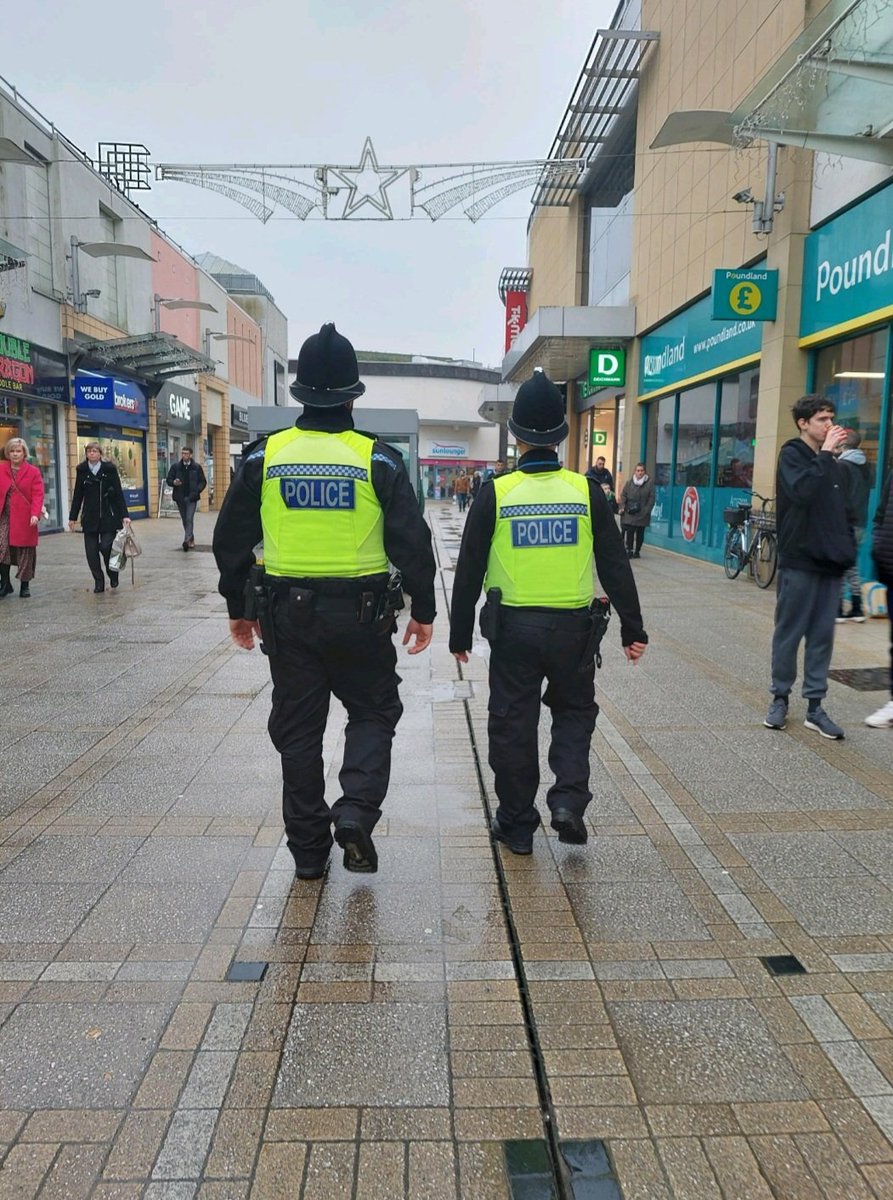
[2,504,893,1198]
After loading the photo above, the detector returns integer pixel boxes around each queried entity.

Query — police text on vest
[511,517,579,547]
[280,478,356,509]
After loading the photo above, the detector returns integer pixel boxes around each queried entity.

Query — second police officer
[213,323,436,879]
[450,369,648,854]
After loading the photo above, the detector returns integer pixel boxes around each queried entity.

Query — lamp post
[203,329,258,357]
[69,237,155,312]
[153,296,218,333]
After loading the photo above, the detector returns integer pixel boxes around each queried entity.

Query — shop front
[0,333,69,530]
[420,438,491,500]
[73,371,150,518]
[155,381,201,480]
[801,179,893,577]
[639,293,762,563]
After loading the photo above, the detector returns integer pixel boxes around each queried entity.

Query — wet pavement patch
[760,953,806,976]
[275,1002,449,1106]
[227,961,268,982]
[828,667,890,691]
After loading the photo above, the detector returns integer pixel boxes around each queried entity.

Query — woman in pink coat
[0,437,44,598]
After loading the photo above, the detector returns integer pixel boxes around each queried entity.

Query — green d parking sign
[588,347,626,387]
[712,268,778,321]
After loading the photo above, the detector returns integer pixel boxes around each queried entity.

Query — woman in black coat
[68,442,131,593]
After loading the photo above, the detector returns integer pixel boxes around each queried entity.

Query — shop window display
[644,393,674,537]
[814,329,887,483]
[77,428,148,517]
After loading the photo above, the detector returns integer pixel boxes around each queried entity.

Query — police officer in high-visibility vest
[213,324,436,879]
[450,369,647,854]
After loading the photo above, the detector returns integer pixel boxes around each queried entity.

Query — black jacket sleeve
[213,442,265,618]
[69,466,84,522]
[588,480,647,646]
[370,441,436,624]
[110,466,129,522]
[449,480,496,652]
[196,465,208,496]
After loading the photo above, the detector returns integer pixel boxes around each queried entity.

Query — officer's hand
[229,618,261,650]
[68,520,77,531]
[452,651,469,664]
[403,619,433,655]
[624,641,647,664]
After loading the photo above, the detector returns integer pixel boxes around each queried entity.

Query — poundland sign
[801,180,893,344]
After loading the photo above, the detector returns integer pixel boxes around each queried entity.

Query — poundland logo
[816,228,891,302]
[643,337,685,379]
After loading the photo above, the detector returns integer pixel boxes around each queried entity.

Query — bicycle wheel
[753,530,778,589]
[723,528,743,579]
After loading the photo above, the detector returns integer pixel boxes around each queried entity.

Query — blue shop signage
[801,180,893,344]
[74,372,149,429]
[639,291,762,398]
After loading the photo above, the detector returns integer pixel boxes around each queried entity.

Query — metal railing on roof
[534,22,658,207]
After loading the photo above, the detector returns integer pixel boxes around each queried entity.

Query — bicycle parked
[723,492,778,589]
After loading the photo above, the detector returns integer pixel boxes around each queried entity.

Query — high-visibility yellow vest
[261,428,388,578]
[485,469,593,608]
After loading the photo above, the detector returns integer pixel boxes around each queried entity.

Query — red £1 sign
[680,486,700,542]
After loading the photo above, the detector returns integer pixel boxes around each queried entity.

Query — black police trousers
[487,608,598,839]
[267,602,403,871]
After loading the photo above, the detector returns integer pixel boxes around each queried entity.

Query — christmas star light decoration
[154,138,584,223]
[330,137,406,219]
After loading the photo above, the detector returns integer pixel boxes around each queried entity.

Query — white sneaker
[865,699,893,728]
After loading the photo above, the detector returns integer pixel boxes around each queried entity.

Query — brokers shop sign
[801,179,893,343]
[74,372,149,428]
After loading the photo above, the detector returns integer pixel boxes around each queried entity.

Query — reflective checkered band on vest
[266,463,368,480]
[499,502,588,518]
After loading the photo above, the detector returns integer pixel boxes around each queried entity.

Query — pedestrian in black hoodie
[764,394,854,739]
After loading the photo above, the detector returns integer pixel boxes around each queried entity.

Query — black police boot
[294,858,329,881]
[491,812,533,855]
[551,808,588,844]
[334,821,378,873]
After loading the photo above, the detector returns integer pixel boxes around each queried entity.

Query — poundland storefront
[801,179,893,578]
[638,293,762,563]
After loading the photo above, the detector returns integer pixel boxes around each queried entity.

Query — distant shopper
[493,460,509,478]
[167,448,207,550]
[764,395,854,739]
[835,429,871,623]
[0,438,43,599]
[866,472,893,728]
[69,442,131,593]
[586,456,613,489]
[619,463,655,557]
[454,471,470,512]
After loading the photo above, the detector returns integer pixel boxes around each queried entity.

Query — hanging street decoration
[153,138,585,223]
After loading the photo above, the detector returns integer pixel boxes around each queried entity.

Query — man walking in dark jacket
[764,395,854,739]
[166,448,207,550]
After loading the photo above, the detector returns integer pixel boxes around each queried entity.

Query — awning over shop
[68,332,215,383]
[501,305,635,383]
[652,0,893,166]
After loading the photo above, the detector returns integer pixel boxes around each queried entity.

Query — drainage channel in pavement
[433,527,623,1200]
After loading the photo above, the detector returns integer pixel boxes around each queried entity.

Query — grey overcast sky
[8,0,613,367]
